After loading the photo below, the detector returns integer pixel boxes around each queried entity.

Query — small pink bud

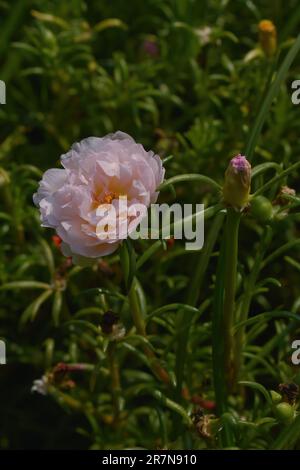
[223,154,251,210]
[141,36,160,58]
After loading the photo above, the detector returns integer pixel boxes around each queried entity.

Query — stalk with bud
[222,155,251,391]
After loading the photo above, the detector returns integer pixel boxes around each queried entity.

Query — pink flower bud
[222,154,251,210]
[141,36,160,58]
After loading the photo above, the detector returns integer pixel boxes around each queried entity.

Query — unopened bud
[251,195,273,222]
[270,390,282,404]
[222,154,251,210]
[0,168,10,187]
[141,35,160,58]
[275,402,295,423]
[259,20,277,57]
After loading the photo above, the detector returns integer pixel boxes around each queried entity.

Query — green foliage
[1,0,300,450]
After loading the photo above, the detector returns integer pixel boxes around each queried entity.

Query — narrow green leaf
[136,240,165,270]
[239,380,272,406]
[254,160,300,197]
[39,238,55,278]
[262,239,300,268]
[251,162,281,179]
[158,173,221,191]
[51,290,63,327]
[64,320,100,334]
[31,10,69,28]
[0,281,51,290]
[94,18,128,33]
[234,310,300,332]
[146,303,199,325]
[273,414,300,449]
[20,289,52,326]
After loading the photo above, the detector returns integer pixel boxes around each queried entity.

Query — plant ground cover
[1,0,300,450]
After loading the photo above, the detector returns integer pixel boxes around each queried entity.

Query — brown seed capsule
[100,311,120,335]
[273,186,296,206]
[191,408,215,439]
[100,311,126,340]
[279,382,299,405]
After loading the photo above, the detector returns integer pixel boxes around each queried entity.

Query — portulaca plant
[2,3,300,451]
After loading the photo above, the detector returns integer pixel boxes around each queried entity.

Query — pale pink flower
[33,132,164,263]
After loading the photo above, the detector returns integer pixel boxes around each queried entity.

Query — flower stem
[223,208,241,391]
[212,235,227,414]
[212,235,236,448]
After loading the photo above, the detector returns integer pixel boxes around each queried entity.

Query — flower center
[91,190,119,210]
[101,192,118,204]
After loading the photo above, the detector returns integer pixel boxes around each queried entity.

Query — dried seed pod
[100,311,126,340]
[100,311,120,335]
[192,408,215,439]
[273,186,296,206]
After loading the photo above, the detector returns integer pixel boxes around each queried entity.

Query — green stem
[212,235,226,414]
[212,234,236,447]
[223,208,241,391]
